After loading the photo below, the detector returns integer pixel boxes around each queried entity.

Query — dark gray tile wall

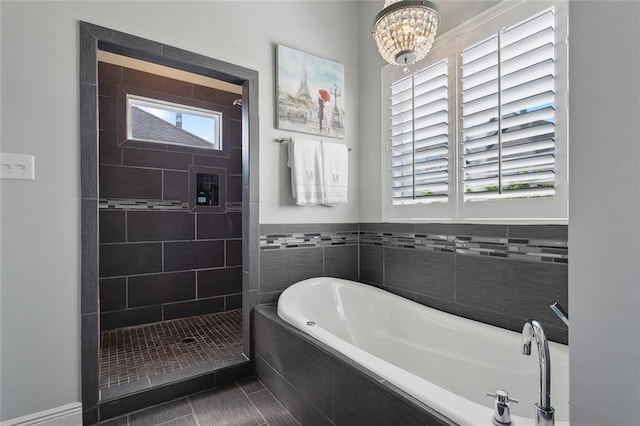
[126,211,194,242]
[360,223,569,344]
[324,245,359,281]
[384,248,455,299]
[99,278,126,311]
[359,245,383,284]
[259,222,568,344]
[254,306,453,426]
[197,267,242,298]
[99,243,163,277]
[163,171,188,201]
[99,166,163,200]
[127,272,196,307]
[163,241,225,271]
[259,223,359,304]
[260,248,324,295]
[98,62,243,330]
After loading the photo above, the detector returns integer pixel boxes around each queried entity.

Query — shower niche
[189,166,226,213]
[196,173,219,206]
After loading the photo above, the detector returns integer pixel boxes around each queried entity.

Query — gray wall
[357,0,385,222]
[568,1,640,424]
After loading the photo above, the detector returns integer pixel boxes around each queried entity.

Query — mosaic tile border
[260,231,360,250]
[99,199,189,210]
[259,227,568,264]
[99,199,243,212]
[360,231,568,264]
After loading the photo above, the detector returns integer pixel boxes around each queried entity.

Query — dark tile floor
[99,379,298,426]
[100,310,244,400]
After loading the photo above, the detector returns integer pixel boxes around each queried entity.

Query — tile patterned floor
[99,379,299,426]
[100,310,244,400]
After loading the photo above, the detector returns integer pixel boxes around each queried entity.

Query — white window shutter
[390,60,449,205]
[461,8,556,202]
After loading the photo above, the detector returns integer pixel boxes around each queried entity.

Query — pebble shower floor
[99,309,244,399]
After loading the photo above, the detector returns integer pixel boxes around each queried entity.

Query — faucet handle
[487,390,519,404]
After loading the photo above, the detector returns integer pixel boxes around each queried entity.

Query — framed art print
[276,45,345,139]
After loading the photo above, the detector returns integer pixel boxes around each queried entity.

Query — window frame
[381,0,568,223]
[126,93,223,151]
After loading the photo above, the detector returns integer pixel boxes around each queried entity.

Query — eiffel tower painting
[296,57,312,103]
[276,45,345,138]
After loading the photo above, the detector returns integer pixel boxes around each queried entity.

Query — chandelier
[372,0,440,67]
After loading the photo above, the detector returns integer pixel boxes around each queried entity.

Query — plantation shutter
[390,60,449,205]
[461,8,556,201]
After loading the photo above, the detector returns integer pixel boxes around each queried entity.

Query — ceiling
[97,51,242,95]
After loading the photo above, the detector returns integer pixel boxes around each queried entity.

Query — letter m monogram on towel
[305,171,314,182]
[332,173,340,184]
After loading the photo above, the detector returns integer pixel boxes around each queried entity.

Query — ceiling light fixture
[372,0,440,67]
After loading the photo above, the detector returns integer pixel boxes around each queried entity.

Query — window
[382,0,568,222]
[461,8,556,202]
[390,60,449,205]
[127,95,222,150]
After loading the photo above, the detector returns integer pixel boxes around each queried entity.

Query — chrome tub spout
[522,320,555,426]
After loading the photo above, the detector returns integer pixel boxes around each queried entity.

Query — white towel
[288,138,324,205]
[320,141,349,204]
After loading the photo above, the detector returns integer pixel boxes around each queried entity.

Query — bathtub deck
[99,309,244,400]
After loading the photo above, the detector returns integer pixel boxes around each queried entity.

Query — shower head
[233,99,242,108]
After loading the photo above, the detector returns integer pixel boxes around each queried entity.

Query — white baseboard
[1,402,82,426]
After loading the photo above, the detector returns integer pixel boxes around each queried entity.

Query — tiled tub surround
[258,224,360,305]
[259,223,568,344]
[254,305,453,426]
[99,310,244,401]
[98,62,244,329]
[360,223,568,344]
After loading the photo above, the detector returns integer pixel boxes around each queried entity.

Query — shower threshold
[99,309,244,401]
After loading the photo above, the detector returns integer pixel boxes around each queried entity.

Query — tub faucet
[522,320,555,426]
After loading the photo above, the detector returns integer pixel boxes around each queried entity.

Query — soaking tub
[277,277,569,426]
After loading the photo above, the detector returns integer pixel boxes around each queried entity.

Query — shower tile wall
[98,62,242,330]
[258,223,568,344]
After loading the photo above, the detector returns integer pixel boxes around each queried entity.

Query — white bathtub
[277,277,569,426]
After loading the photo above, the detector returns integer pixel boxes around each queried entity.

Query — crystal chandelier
[372,0,440,66]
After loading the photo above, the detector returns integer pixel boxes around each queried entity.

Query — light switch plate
[0,153,35,180]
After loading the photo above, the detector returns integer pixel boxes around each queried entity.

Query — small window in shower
[127,94,222,150]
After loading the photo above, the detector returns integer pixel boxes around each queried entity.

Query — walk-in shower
[96,51,246,400]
